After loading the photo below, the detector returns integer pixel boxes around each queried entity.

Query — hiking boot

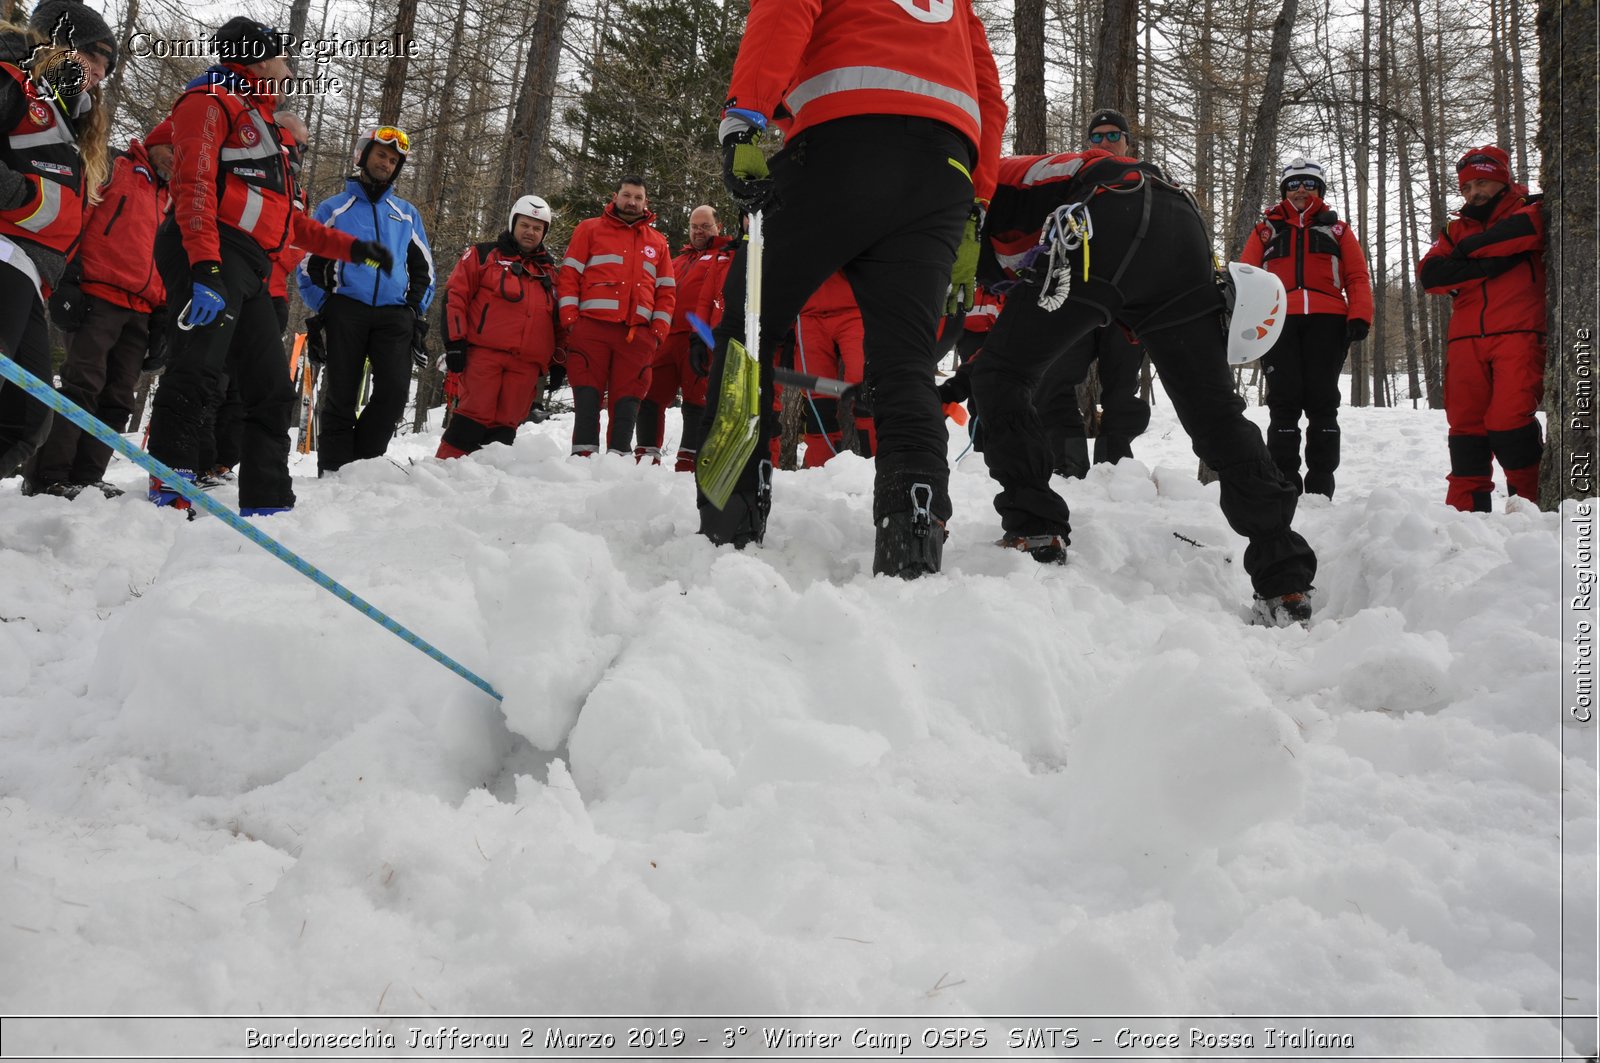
[699,460,772,548]
[21,480,82,499]
[997,533,1068,564]
[148,470,196,509]
[84,480,124,498]
[872,482,945,579]
[1252,590,1313,627]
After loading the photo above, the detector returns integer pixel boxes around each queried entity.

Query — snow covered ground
[1,387,1594,1059]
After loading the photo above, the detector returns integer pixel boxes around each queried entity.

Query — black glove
[1345,319,1370,345]
[305,314,327,367]
[350,239,395,274]
[48,277,89,332]
[444,338,467,374]
[720,109,774,212]
[546,361,567,393]
[142,308,170,373]
[410,312,430,369]
[689,336,711,378]
[936,376,970,405]
[306,254,338,292]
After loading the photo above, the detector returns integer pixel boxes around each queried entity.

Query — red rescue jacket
[669,234,736,335]
[0,61,84,260]
[557,203,675,332]
[446,232,563,368]
[1238,194,1374,321]
[725,0,1007,203]
[76,141,167,313]
[1418,185,1545,343]
[166,66,355,267]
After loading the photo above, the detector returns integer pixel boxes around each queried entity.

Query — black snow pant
[0,254,54,478]
[1260,312,1348,497]
[1033,322,1151,473]
[28,298,148,487]
[970,181,1317,599]
[700,114,971,539]
[315,294,414,473]
[147,222,297,510]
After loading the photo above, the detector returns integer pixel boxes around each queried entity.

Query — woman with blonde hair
[0,0,116,477]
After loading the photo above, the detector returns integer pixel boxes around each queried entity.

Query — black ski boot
[699,460,772,549]
[873,481,945,579]
[608,396,641,456]
[571,386,602,455]
[996,533,1068,564]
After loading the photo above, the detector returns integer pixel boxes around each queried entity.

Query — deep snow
[0,386,1594,1059]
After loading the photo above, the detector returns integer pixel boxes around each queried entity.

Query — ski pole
[0,352,503,703]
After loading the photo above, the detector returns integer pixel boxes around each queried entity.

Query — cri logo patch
[644,246,657,259]
[239,124,259,146]
[27,101,49,126]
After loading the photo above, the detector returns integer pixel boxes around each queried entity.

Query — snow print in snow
[0,386,1592,1059]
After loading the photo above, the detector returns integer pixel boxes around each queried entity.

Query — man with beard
[556,176,675,456]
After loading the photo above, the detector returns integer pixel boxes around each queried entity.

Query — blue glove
[180,262,227,329]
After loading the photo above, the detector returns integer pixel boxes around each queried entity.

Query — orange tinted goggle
[374,126,410,152]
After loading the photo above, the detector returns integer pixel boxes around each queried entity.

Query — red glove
[559,306,578,329]
[444,372,464,401]
[650,318,670,343]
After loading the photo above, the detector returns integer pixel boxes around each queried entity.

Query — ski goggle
[1283,178,1321,191]
[373,126,410,153]
[1088,130,1123,144]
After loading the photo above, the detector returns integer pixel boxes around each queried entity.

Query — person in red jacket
[636,203,735,470]
[710,0,1007,575]
[1418,145,1546,512]
[791,269,873,466]
[24,133,166,498]
[557,176,676,456]
[144,18,392,515]
[436,195,563,459]
[1239,157,1374,498]
[0,1,116,479]
[969,147,1318,624]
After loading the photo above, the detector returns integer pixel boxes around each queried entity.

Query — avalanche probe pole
[0,352,503,704]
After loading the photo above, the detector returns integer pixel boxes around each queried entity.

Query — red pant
[454,347,545,428]
[1443,332,1546,509]
[566,317,656,401]
[794,308,873,467]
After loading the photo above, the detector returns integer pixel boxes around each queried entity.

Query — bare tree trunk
[1371,0,1390,408]
[1508,0,1530,178]
[287,0,314,59]
[1536,0,1599,509]
[1396,126,1423,408]
[102,0,138,128]
[504,0,571,200]
[1194,0,1216,229]
[1226,0,1299,258]
[1014,0,1048,153]
[1091,0,1138,109]
[377,0,418,126]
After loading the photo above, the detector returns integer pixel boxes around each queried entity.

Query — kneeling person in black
[970,150,1318,623]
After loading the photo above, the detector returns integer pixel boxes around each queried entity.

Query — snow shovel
[694,209,766,510]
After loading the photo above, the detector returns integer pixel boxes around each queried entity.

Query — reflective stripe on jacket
[0,62,84,259]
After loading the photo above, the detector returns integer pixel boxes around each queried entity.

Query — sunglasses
[1458,153,1499,170]
[374,126,410,152]
[1088,130,1124,144]
[1283,178,1321,191]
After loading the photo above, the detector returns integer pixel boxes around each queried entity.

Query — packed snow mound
[0,395,1591,1058]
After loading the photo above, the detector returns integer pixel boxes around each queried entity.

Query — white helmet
[1279,156,1326,195]
[1224,262,1286,366]
[509,195,552,233]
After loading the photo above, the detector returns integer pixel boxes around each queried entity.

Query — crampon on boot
[1252,590,1313,627]
[996,532,1068,565]
[873,482,945,579]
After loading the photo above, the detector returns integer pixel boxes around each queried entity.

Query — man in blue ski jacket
[299,126,435,474]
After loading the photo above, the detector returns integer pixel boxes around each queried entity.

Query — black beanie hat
[1085,107,1131,139]
[214,17,288,65]
[30,0,118,75]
